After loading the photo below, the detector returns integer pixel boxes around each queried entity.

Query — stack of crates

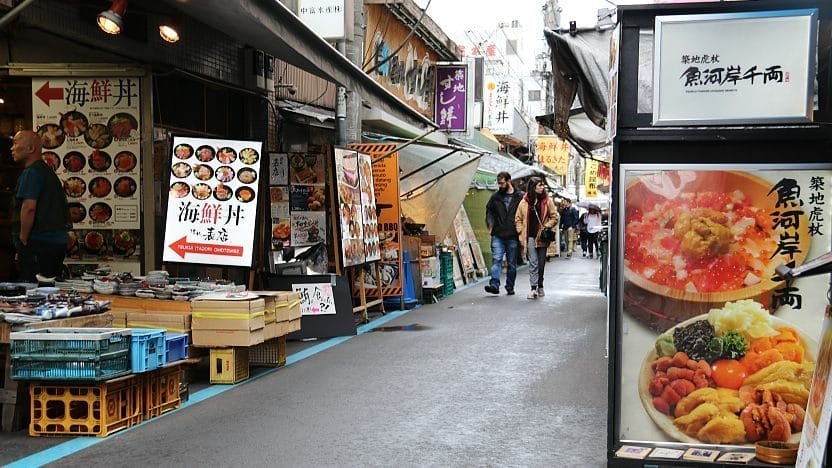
[142,364,182,419]
[129,329,166,373]
[439,252,455,297]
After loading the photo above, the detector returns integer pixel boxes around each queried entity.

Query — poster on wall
[32,77,143,263]
[289,153,326,184]
[335,148,365,266]
[162,136,262,267]
[358,152,381,262]
[371,149,402,295]
[290,185,326,211]
[798,306,832,467]
[290,211,326,246]
[618,166,831,450]
[269,153,288,185]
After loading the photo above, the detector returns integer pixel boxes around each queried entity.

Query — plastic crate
[143,364,181,419]
[29,374,142,437]
[210,348,249,384]
[249,336,286,368]
[165,333,188,363]
[130,329,167,373]
[10,328,132,381]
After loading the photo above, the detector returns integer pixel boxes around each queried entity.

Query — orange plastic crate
[143,364,182,419]
[29,374,142,437]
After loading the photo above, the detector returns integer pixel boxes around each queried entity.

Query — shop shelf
[29,374,142,437]
[142,364,182,419]
[209,347,249,384]
[130,329,167,373]
[164,333,188,363]
[249,336,286,368]
[10,328,132,381]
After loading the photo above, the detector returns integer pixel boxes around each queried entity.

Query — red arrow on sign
[35,81,64,106]
[168,236,244,259]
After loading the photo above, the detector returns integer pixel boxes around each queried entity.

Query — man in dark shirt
[484,172,524,295]
[559,198,579,258]
[11,130,69,281]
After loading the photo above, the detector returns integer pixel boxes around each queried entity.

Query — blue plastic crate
[10,328,132,381]
[130,329,167,373]
[165,333,188,363]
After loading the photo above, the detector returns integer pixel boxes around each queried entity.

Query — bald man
[11,130,69,281]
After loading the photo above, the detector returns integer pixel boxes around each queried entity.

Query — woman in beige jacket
[515,178,559,299]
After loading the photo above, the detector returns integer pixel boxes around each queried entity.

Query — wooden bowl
[623,170,811,327]
[755,441,798,464]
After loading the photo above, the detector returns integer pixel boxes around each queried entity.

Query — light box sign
[298,0,348,40]
[434,64,467,132]
[163,136,262,267]
[652,9,817,126]
[483,76,514,135]
[617,165,831,449]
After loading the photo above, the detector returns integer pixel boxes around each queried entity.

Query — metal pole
[0,0,38,30]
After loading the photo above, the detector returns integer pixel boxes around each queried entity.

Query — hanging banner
[434,64,468,132]
[163,136,262,267]
[483,76,513,135]
[584,159,599,199]
[653,9,816,125]
[536,136,570,175]
[618,166,831,450]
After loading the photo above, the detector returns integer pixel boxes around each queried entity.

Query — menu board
[618,167,831,449]
[358,152,381,262]
[797,306,832,467]
[335,148,364,266]
[31,77,142,262]
[162,136,262,267]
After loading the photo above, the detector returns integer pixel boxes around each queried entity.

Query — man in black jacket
[484,172,523,295]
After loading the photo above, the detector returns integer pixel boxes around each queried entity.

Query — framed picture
[652,9,817,126]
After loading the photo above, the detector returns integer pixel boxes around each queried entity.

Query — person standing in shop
[559,198,580,258]
[515,177,558,299]
[584,205,604,259]
[484,171,524,295]
[11,130,69,282]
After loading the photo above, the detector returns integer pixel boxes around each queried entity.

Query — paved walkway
[1,256,609,467]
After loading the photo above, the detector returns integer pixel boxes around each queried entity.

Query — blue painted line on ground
[5,306,418,468]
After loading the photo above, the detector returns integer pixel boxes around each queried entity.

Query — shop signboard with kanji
[483,76,513,135]
[31,77,142,262]
[617,166,830,449]
[163,136,262,267]
[434,64,467,132]
[535,136,570,175]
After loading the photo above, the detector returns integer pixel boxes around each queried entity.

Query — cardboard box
[110,309,128,328]
[264,318,302,339]
[274,295,301,322]
[192,312,265,332]
[97,295,192,313]
[191,298,266,312]
[193,328,264,347]
[127,312,191,333]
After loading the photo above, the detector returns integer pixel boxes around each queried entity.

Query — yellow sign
[535,136,570,175]
[585,159,599,199]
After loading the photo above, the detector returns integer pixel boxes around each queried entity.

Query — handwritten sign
[292,283,336,315]
[269,153,288,185]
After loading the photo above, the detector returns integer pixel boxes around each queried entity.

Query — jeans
[490,236,518,291]
[15,239,67,282]
[586,231,600,257]
[526,237,548,289]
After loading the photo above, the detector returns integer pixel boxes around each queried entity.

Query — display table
[0,313,113,432]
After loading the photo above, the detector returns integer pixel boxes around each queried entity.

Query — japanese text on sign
[769,178,805,309]
[293,283,336,315]
[434,65,467,131]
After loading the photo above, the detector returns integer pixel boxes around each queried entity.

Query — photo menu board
[358,152,381,262]
[335,148,380,267]
[617,166,831,450]
[31,77,143,263]
[162,136,262,267]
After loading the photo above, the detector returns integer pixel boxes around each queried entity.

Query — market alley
[2,257,608,467]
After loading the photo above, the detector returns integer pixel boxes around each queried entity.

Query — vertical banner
[162,137,262,267]
[357,152,381,262]
[434,64,467,132]
[334,148,364,266]
[536,136,570,175]
[618,167,831,450]
[32,77,143,264]
[483,76,513,135]
[584,159,599,199]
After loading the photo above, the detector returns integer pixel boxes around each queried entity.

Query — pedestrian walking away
[515,177,558,299]
[584,205,604,259]
[559,198,579,258]
[484,171,524,295]
[11,130,69,282]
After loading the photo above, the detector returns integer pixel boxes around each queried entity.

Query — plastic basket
[165,333,188,363]
[10,328,132,381]
[130,329,167,373]
[143,364,182,419]
[249,336,286,368]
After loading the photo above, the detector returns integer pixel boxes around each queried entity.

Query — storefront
[608,1,832,466]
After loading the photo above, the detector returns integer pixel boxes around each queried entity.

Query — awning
[278,100,335,129]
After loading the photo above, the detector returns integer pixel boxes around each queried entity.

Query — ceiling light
[97,0,128,35]
[159,16,181,43]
